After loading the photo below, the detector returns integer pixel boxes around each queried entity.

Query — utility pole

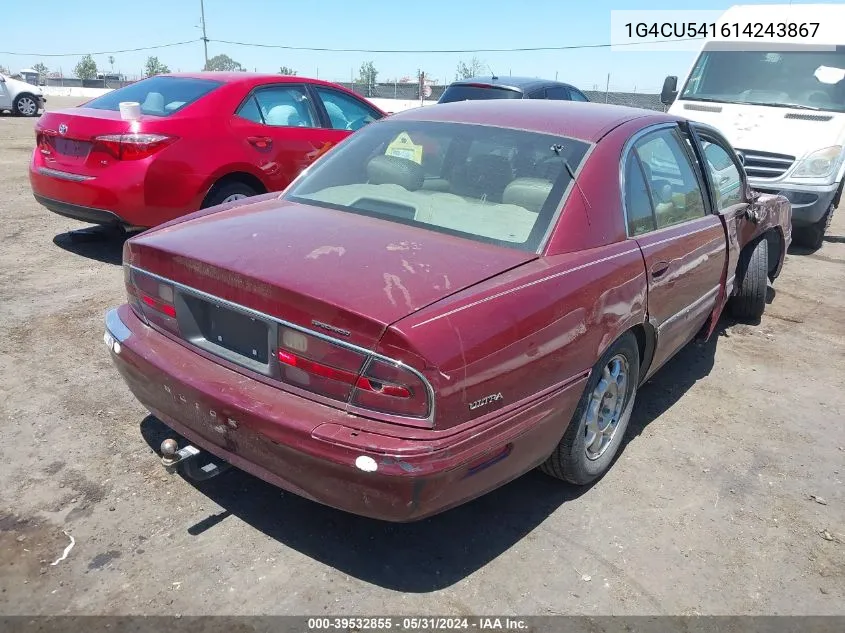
[605,73,610,103]
[200,0,209,70]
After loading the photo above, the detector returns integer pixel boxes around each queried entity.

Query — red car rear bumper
[105,304,585,522]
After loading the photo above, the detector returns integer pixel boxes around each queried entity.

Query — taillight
[36,132,52,155]
[277,327,430,419]
[125,266,179,334]
[93,134,175,160]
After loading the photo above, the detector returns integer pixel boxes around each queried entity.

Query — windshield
[84,76,222,116]
[681,47,845,113]
[439,84,523,103]
[285,120,591,251]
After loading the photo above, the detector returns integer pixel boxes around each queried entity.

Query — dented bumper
[104,305,583,521]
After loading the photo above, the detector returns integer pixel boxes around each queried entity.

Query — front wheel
[14,94,39,117]
[792,204,833,251]
[729,236,768,321]
[541,332,640,485]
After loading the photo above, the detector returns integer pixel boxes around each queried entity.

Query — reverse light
[93,133,176,160]
[792,146,843,179]
[276,327,430,419]
[125,266,179,334]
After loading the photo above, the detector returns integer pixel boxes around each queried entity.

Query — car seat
[502,178,554,213]
[141,92,165,116]
[265,104,301,126]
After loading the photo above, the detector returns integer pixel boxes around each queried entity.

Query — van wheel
[729,236,768,321]
[202,181,257,208]
[793,204,832,251]
[541,332,640,485]
[14,94,39,117]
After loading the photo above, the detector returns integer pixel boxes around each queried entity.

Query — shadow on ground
[139,318,731,592]
[52,228,131,265]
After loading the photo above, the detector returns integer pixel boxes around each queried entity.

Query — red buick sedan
[30,73,385,229]
[105,100,791,521]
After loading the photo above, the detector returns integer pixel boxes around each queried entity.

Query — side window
[633,128,707,229]
[236,95,263,123]
[314,87,381,131]
[624,152,656,235]
[569,89,589,102]
[699,137,744,210]
[544,87,571,100]
[251,85,317,128]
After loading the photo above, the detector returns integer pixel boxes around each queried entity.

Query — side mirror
[661,75,678,105]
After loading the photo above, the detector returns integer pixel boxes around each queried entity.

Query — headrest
[142,92,165,114]
[366,154,424,191]
[266,104,299,126]
[502,178,554,213]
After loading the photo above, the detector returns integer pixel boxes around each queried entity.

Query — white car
[0,73,46,117]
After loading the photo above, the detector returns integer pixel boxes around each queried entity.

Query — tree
[356,61,378,96]
[108,55,115,71]
[144,56,171,77]
[204,54,244,72]
[32,63,49,80]
[0,65,9,75]
[279,65,297,76]
[74,54,98,80]
[456,56,485,80]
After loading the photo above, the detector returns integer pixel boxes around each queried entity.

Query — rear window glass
[84,76,222,116]
[285,120,591,252]
[439,84,523,103]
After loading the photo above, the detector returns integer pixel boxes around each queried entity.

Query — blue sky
[0,0,822,92]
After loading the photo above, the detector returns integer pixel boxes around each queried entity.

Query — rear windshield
[439,84,523,103]
[285,120,591,252]
[84,76,222,116]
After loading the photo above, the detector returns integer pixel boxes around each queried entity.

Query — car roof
[447,75,579,93]
[386,100,678,143]
[160,72,335,88]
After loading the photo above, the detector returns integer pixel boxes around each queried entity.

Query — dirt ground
[0,96,842,616]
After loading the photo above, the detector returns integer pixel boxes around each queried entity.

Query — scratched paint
[306,246,346,260]
[382,273,413,309]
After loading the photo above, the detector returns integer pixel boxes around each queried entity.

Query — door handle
[247,136,273,149]
[650,261,670,278]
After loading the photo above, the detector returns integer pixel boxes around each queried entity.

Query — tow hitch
[160,438,231,481]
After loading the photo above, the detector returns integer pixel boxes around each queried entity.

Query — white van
[660,4,845,249]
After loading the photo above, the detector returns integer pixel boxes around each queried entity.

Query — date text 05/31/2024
[624,22,820,39]
[306,617,529,631]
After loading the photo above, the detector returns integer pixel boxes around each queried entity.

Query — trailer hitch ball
[161,439,180,467]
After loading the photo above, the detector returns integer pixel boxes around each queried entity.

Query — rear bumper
[753,183,838,226]
[34,193,123,225]
[104,305,582,522]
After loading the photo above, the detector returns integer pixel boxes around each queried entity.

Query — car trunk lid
[124,197,537,350]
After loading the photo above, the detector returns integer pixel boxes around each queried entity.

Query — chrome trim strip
[104,308,131,343]
[37,167,95,182]
[129,266,436,425]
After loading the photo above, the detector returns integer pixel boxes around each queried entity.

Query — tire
[202,181,258,208]
[541,332,640,485]
[13,93,39,117]
[729,236,768,321]
[792,204,832,251]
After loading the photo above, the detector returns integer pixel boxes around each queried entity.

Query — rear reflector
[93,133,176,160]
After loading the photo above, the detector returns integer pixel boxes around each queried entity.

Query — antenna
[487,64,498,80]
[552,144,591,226]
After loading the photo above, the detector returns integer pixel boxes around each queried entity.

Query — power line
[0,39,201,57]
[208,37,702,54]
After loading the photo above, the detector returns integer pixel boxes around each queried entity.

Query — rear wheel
[14,94,39,117]
[202,181,258,208]
[541,332,640,485]
[793,204,833,251]
[729,236,768,321]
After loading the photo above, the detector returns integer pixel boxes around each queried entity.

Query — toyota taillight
[277,326,431,419]
[125,266,179,335]
[93,134,175,160]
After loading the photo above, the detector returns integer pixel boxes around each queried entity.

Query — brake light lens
[277,327,430,419]
[125,266,179,334]
[93,134,176,160]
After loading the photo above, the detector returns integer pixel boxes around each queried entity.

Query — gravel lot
[0,96,843,616]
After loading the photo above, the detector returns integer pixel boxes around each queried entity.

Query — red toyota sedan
[30,73,385,229]
[105,100,791,521]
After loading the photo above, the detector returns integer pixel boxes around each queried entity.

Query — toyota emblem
[58,123,68,136]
